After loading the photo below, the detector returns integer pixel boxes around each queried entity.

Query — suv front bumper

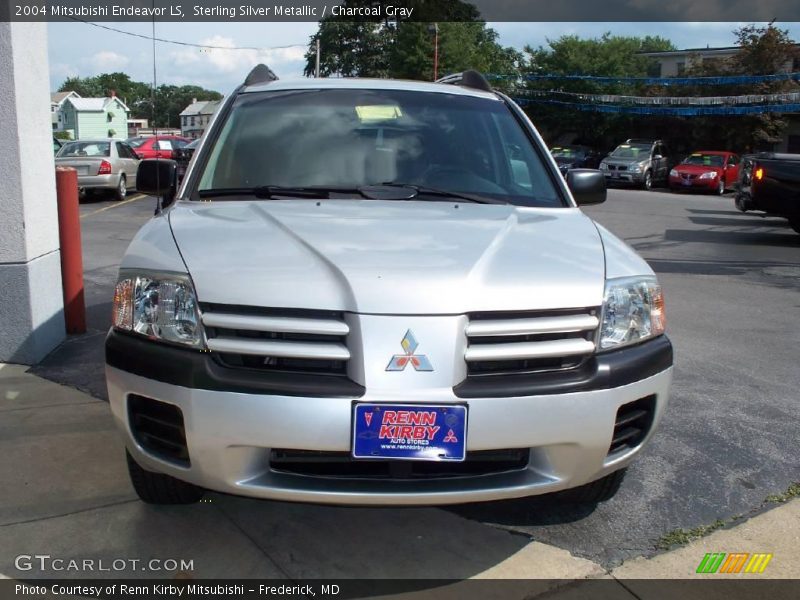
[106,332,672,505]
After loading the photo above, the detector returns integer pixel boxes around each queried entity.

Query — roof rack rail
[435,70,492,93]
[244,64,279,86]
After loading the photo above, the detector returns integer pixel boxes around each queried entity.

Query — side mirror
[653,154,663,160]
[567,169,606,206]
[136,159,177,197]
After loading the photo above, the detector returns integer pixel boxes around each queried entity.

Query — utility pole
[315,37,321,78]
[429,23,439,81]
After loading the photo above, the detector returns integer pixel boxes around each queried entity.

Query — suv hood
[168,200,606,314]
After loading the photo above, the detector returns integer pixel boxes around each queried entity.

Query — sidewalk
[0,363,797,590]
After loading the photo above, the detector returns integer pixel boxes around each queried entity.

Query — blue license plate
[352,404,467,462]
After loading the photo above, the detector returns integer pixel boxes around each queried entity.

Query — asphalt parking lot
[16,187,800,575]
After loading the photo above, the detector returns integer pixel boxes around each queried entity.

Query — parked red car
[669,151,740,195]
[126,135,190,160]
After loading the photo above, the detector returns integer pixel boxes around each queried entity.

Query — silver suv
[106,67,672,506]
[600,139,670,190]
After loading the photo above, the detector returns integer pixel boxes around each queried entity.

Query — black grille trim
[128,394,190,466]
[269,448,530,479]
[608,395,656,456]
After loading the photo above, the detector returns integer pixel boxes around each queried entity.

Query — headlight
[669,169,679,177]
[628,164,641,173]
[112,272,204,348]
[599,277,665,351]
[699,171,717,180]
[599,163,609,171]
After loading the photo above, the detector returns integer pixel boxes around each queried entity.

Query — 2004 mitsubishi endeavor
[106,67,673,506]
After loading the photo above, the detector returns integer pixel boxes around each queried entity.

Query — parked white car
[106,67,672,506]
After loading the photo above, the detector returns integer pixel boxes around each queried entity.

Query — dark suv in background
[600,139,671,190]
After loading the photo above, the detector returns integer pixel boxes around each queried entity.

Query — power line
[66,17,306,52]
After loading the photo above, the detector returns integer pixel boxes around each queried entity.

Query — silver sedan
[55,139,140,200]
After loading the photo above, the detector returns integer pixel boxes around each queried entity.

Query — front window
[683,153,725,167]
[127,137,146,148]
[57,141,110,157]
[196,88,564,207]
[609,143,651,160]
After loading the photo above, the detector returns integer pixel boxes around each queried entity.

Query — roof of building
[640,43,800,57]
[180,100,222,116]
[64,96,130,112]
[51,91,80,104]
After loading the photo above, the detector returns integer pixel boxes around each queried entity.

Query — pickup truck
[735,152,800,234]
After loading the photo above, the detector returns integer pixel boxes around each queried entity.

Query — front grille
[269,449,530,479]
[464,308,599,377]
[202,304,350,376]
[128,395,189,466]
[617,165,628,171]
[607,165,617,171]
[608,395,656,456]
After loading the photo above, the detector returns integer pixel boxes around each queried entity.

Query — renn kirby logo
[696,552,773,574]
[386,330,433,372]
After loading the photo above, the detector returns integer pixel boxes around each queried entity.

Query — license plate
[612,172,620,178]
[352,404,467,462]
[682,179,692,186]
[77,166,89,175]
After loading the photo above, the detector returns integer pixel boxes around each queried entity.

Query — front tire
[555,468,627,504]
[114,175,127,201]
[789,216,800,235]
[126,451,204,504]
[643,170,653,191]
[716,177,725,195]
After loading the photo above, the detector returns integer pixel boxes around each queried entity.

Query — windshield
[196,89,563,207]
[551,147,586,159]
[610,143,651,160]
[683,153,724,167]
[57,141,110,157]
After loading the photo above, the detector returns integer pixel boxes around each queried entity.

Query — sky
[47,21,800,94]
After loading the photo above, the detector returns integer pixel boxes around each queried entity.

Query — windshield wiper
[376,182,508,205]
[198,186,366,200]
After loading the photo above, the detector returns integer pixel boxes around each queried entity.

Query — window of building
[676,62,686,76]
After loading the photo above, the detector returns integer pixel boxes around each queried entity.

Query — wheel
[643,170,653,191]
[789,216,800,235]
[734,193,750,212]
[716,177,725,196]
[126,451,204,504]
[114,175,127,201]
[555,468,627,504]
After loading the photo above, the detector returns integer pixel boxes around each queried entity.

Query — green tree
[516,34,675,147]
[680,22,799,151]
[303,0,518,80]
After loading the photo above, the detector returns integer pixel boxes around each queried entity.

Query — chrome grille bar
[466,314,599,337]
[202,313,349,336]
[464,339,596,362]
[207,337,350,361]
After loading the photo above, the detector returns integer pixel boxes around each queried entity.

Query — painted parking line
[80,194,148,219]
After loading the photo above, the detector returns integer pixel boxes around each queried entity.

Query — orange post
[55,167,86,334]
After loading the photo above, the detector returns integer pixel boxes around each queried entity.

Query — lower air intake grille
[608,395,656,456]
[128,395,189,466]
[269,449,530,479]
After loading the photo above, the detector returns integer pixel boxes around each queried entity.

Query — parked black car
[550,145,602,177]
[735,152,800,234]
[175,138,200,182]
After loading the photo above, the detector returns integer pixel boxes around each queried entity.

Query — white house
[180,98,221,139]
[51,90,81,133]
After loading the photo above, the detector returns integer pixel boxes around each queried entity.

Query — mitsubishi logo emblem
[386,330,433,372]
